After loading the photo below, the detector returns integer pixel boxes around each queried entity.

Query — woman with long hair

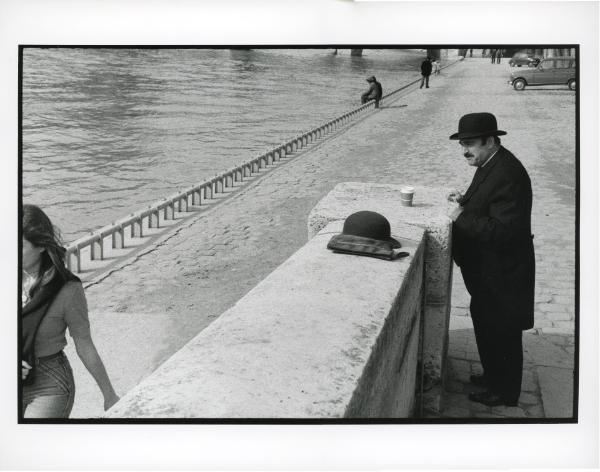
[21,204,119,418]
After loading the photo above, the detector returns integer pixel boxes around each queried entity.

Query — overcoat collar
[459,146,505,204]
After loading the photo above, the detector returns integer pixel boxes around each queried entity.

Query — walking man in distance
[495,48,503,64]
[360,76,383,108]
[420,56,432,89]
[447,112,535,407]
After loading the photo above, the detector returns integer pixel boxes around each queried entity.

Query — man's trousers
[470,294,523,403]
[460,267,524,403]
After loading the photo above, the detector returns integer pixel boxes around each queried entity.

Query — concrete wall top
[308,182,455,305]
[106,220,425,419]
[308,182,454,240]
[307,182,456,390]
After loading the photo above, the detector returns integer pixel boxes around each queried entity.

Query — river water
[22,48,428,241]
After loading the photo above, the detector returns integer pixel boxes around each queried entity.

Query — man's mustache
[464,153,473,158]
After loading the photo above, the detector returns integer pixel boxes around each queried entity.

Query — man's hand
[449,206,464,222]
[447,189,463,203]
[22,361,32,380]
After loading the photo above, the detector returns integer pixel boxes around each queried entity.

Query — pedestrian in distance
[21,204,120,418]
[360,75,383,108]
[469,48,473,57]
[431,58,441,76]
[495,48,503,64]
[420,56,432,89]
[490,49,496,64]
[447,112,535,407]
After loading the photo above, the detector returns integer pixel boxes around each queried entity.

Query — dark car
[508,57,576,91]
[509,52,541,67]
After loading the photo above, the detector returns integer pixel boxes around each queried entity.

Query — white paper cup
[400,186,415,207]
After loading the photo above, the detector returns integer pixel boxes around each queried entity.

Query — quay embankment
[67,57,576,419]
[59,65,436,283]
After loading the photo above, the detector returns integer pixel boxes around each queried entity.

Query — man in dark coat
[495,48,503,64]
[448,112,535,407]
[420,56,432,89]
[361,76,383,108]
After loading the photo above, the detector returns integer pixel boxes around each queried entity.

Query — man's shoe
[469,374,487,387]
[468,391,518,407]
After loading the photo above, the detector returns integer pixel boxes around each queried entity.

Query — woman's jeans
[22,352,75,418]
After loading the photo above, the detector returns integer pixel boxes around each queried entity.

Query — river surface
[22,48,428,241]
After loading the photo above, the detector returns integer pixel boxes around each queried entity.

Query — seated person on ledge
[361,76,383,108]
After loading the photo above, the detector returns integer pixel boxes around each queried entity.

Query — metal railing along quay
[64,59,461,273]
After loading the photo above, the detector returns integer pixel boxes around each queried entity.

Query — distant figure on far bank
[469,49,473,57]
[431,58,440,76]
[361,76,383,108]
[495,49,503,64]
[420,56,432,89]
[490,49,497,64]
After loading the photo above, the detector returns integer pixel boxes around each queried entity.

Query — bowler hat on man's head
[449,112,507,140]
[366,76,376,82]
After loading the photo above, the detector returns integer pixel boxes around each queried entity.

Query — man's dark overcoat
[452,146,535,330]
[421,58,432,76]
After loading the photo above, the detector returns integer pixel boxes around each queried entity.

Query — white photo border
[1,0,598,469]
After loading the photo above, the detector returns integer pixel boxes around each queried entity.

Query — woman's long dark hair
[22,204,76,295]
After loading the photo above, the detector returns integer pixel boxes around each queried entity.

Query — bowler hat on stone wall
[449,112,507,140]
[341,211,400,246]
[327,211,405,261]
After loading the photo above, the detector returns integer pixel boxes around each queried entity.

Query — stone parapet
[106,220,426,418]
[307,182,455,407]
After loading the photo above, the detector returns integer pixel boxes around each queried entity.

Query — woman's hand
[73,334,120,412]
[103,392,120,411]
[21,361,32,380]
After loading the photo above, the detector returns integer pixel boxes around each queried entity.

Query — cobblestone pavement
[66,57,577,419]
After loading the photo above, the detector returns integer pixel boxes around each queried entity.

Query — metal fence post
[76,246,82,273]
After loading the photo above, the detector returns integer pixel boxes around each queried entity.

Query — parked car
[509,52,541,67]
[508,57,576,91]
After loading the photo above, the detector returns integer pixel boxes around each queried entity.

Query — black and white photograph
[3,1,599,469]
[19,45,578,421]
